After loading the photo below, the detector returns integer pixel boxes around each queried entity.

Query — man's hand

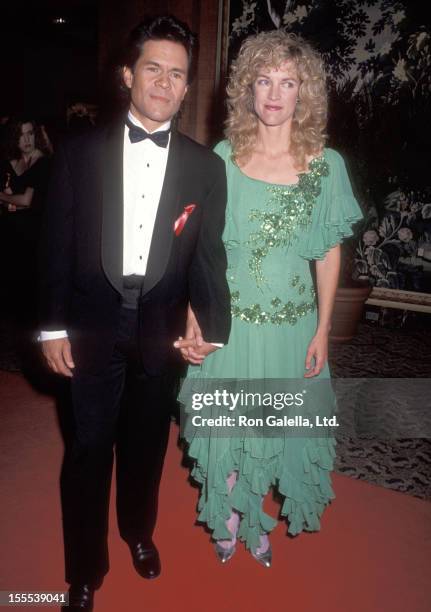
[41,338,75,377]
[304,331,328,378]
[173,305,219,364]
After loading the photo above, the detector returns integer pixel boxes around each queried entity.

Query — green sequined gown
[180,140,362,549]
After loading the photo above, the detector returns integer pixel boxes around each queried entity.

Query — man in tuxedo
[38,16,230,611]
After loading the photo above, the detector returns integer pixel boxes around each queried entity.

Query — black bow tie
[125,118,170,148]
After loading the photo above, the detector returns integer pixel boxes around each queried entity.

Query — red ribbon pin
[174,204,196,236]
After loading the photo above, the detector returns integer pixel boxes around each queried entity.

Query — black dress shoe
[129,541,161,579]
[62,584,94,611]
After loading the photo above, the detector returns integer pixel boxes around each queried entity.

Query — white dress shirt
[123,112,171,275]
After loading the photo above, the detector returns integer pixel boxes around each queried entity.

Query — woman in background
[0,118,50,213]
[0,118,51,323]
[177,30,362,567]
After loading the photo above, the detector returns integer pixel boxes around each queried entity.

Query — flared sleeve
[297,148,363,260]
[213,139,231,163]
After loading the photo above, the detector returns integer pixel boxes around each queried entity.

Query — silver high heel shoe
[214,508,239,564]
[214,540,236,564]
[251,543,272,568]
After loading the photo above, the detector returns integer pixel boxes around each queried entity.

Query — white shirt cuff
[210,343,224,348]
[38,330,68,341]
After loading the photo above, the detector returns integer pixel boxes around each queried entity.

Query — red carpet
[1,370,430,612]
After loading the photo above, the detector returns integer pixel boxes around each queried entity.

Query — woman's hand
[304,330,328,378]
[304,243,339,378]
[175,338,218,365]
[0,187,34,209]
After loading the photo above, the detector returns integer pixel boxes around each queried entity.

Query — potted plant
[330,232,372,343]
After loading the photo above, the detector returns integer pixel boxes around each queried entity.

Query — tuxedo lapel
[142,131,184,297]
[101,123,124,295]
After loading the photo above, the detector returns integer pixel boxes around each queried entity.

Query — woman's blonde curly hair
[225,30,328,170]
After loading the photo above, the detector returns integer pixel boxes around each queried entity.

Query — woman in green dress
[176,30,362,567]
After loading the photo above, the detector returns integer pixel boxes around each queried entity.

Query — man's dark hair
[122,15,197,83]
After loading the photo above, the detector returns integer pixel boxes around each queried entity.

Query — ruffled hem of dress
[277,438,336,536]
[184,429,336,549]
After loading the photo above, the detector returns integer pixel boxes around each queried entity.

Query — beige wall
[99,0,222,145]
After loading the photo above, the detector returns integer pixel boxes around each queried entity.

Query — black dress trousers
[60,305,178,587]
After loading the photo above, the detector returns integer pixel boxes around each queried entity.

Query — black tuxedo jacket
[38,123,231,375]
